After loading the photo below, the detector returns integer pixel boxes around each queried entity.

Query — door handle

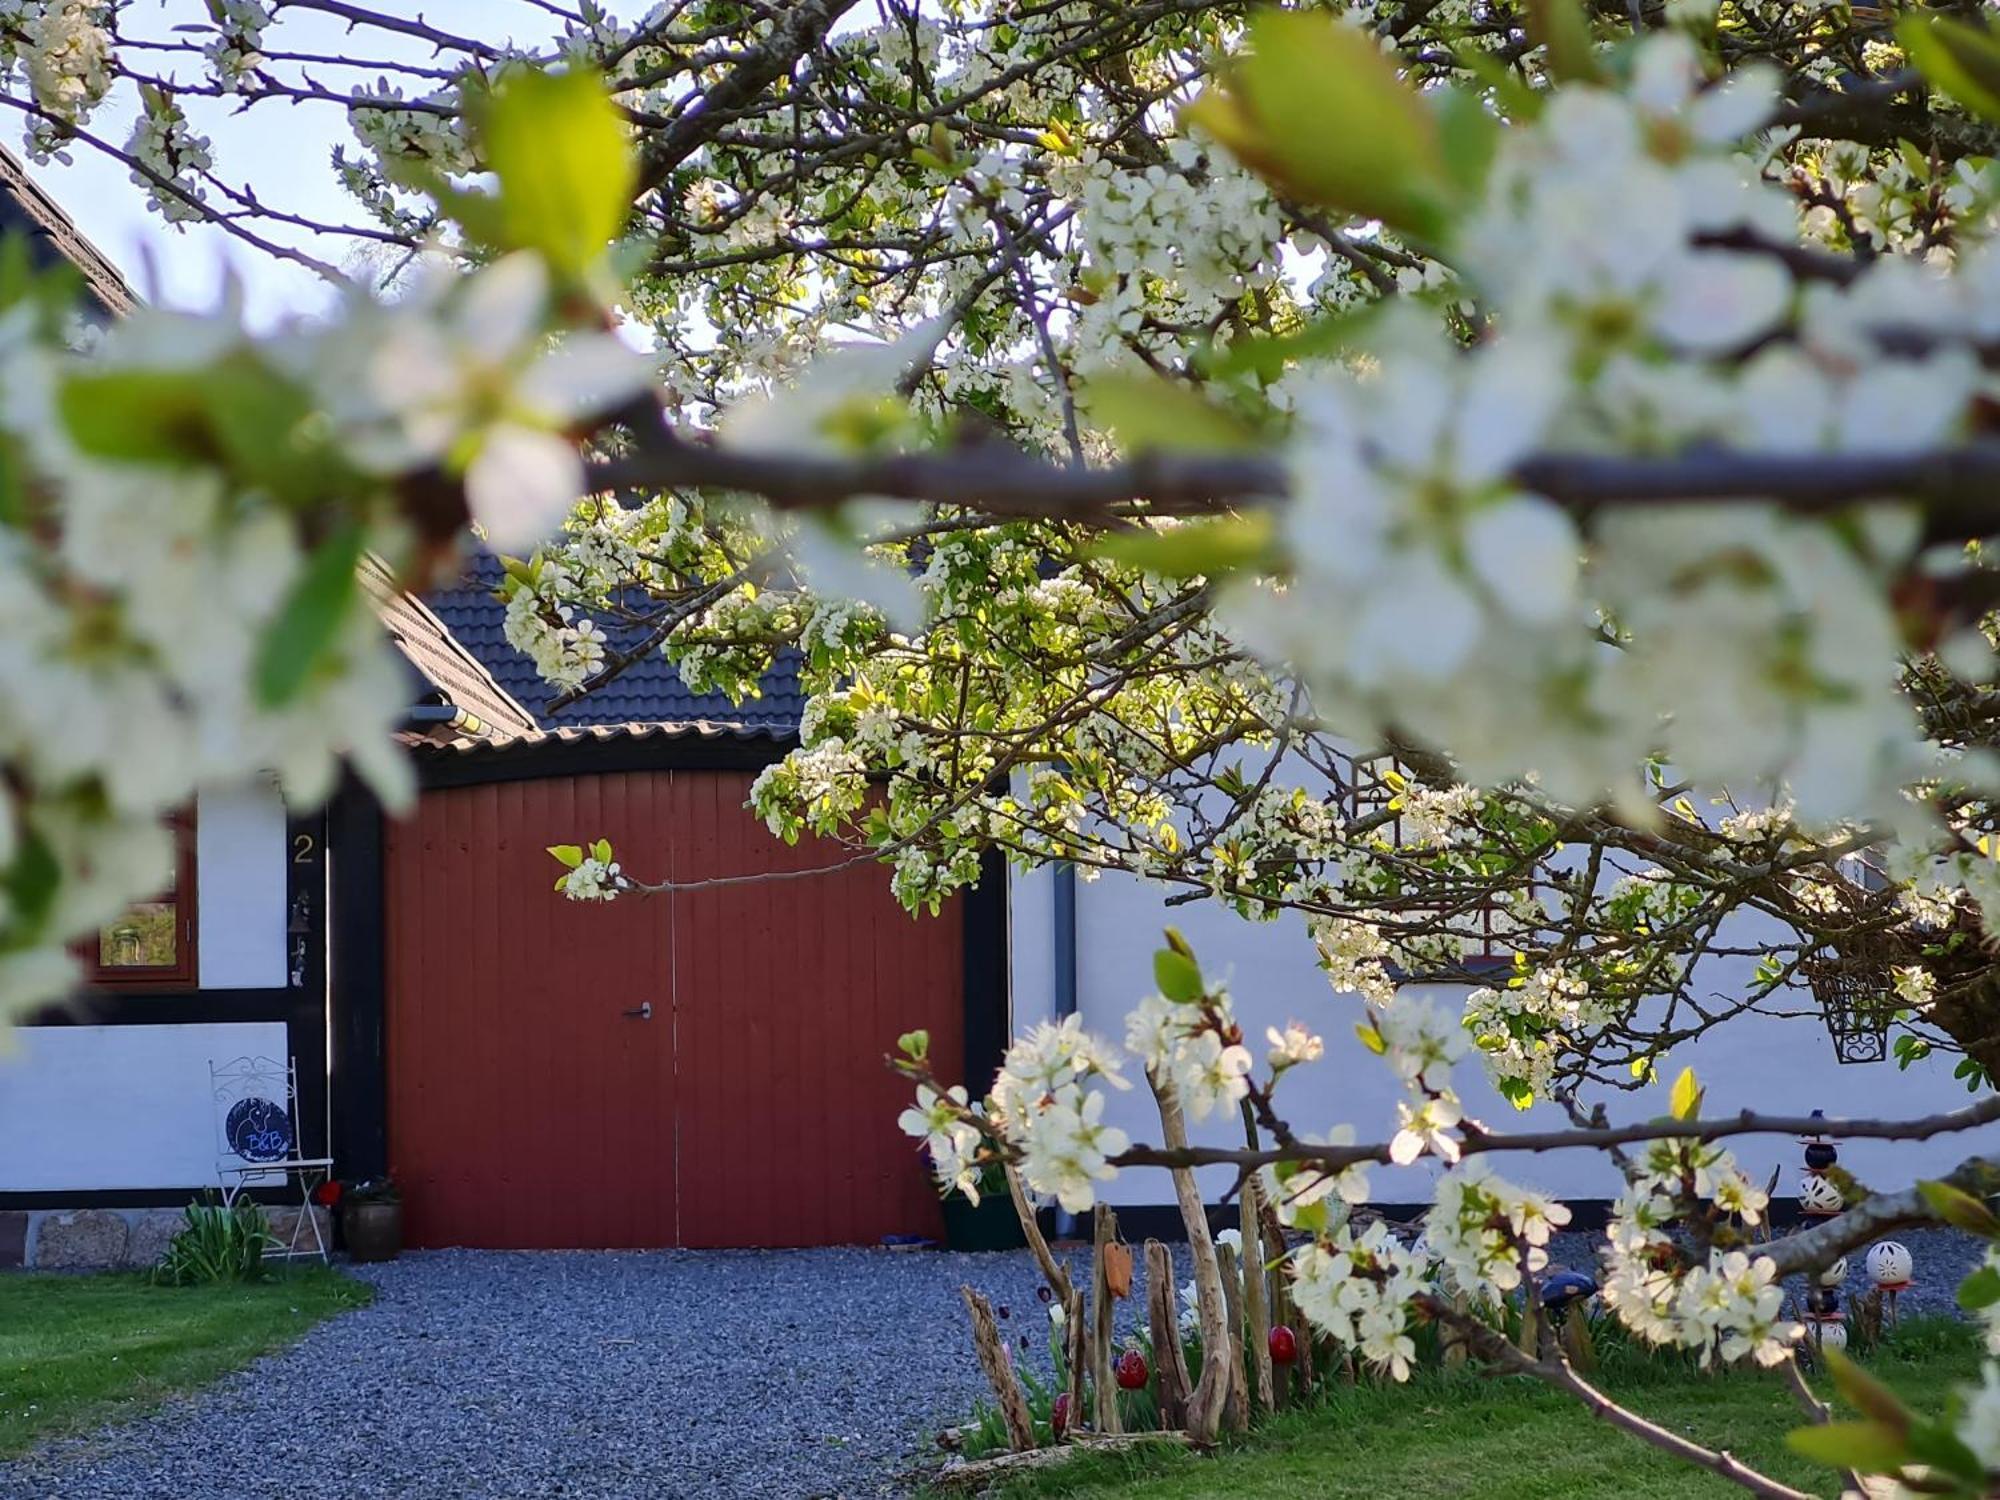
[622,1002,652,1021]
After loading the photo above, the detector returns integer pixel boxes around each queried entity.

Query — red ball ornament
[1115,1351,1150,1390]
[1268,1325,1299,1365]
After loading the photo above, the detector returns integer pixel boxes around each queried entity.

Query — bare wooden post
[962,1285,1038,1451]
[1003,1165,1090,1425]
[1239,1175,1274,1417]
[1217,1243,1250,1433]
[1147,1073,1233,1444]
[1091,1205,1124,1435]
[1144,1239,1190,1431]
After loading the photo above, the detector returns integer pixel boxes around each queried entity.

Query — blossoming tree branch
[11,0,2000,1487]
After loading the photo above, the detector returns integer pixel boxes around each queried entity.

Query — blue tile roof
[425,548,806,732]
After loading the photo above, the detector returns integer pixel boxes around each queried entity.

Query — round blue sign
[225,1097,292,1162]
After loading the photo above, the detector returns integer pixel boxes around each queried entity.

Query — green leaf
[1181,9,1455,241]
[1154,945,1204,1003]
[1085,371,1261,456]
[1919,1179,2000,1238]
[1355,1021,1387,1055]
[590,838,613,864]
[898,1029,931,1062]
[1823,1350,1912,1436]
[1904,1417,1988,1485]
[1668,1065,1702,1121]
[1093,514,1276,581]
[1898,15,2000,124]
[0,825,59,947]
[254,522,364,709]
[1163,927,1196,960]
[1524,0,1600,82]
[59,367,216,467]
[1785,1421,1908,1473]
[547,844,585,869]
[1433,88,1500,199]
[470,65,635,277]
[1957,1264,2000,1312]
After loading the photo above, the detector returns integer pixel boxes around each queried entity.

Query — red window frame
[85,811,198,987]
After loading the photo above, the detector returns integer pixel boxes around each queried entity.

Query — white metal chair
[208,1055,333,1263]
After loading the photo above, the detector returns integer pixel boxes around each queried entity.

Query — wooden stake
[1239,1176,1274,1417]
[961,1285,1037,1452]
[1091,1205,1124,1435]
[1144,1239,1190,1432]
[1217,1244,1250,1433]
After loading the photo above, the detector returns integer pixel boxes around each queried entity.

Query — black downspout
[1052,862,1079,1236]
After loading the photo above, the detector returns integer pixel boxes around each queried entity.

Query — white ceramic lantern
[1818,1256,1848,1287]
[1867,1241,1914,1288]
[1818,1320,1848,1352]
[1799,1174,1845,1215]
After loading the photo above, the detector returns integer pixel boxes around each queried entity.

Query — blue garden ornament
[1539,1269,1598,1322]
[224,1096,293,1163]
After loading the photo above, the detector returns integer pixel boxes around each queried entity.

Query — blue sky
[20,1,645,327]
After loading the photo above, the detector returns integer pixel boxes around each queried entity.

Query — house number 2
[292,833,315,864]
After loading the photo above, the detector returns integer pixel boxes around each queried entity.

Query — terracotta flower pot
[342,1199,402,1263]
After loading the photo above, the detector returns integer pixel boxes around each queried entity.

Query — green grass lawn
[984,1319,1987,1500]
[0,1268,372,1459]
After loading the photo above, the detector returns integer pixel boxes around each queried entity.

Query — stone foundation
[0,1204,332,1270]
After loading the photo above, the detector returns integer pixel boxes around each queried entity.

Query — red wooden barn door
[671,771,962,1248]
[383,767,963,1249]
[384,774,678,1249]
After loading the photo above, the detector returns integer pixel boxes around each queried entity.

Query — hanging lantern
[1801,948,1893,1065]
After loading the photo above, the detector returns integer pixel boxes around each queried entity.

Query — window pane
[98,902,178,969]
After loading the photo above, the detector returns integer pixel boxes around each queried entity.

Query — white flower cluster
[1261,1125,1371,1229]
[988,1016,1131,1213]
[1464,965,1613,1098]
[201,0,268,90]
[557,854,622,902]
[1289,1219,1428,1380]
[1220,31,1975,830]
[1427,1161,1572,1297]
[1309,913,1395,1004]
[1372,994,1470,1165]
[1124,988,1253,1121]
[897,1083,985,1202]
[124,88,214,226]
[348,81,476,177]
[1,0,112,159]
[1599,1137,1792,1365]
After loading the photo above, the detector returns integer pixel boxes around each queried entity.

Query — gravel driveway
[1,1248,1073,1500]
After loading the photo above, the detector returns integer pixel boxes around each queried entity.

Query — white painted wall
[0,1022,287,1190]
[1011,862,2000,1205]
[196,781,288,990]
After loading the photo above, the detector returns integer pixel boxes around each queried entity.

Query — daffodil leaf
[255,521,364,709]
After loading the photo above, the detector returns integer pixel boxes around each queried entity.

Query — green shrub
[153,1197,276,1286]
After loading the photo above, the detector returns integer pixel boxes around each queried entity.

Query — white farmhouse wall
[196,781,288,989]
[1011,862,2000,1206]
[0,1022,286,1189]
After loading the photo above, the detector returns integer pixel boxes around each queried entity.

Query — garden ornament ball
[1818,1256,1848,1287]
[1540,1269,1599,1322]
[1817,1320,1849,1352]
[1867,1241,1914,1289]
[1799,1173,1845,1215]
